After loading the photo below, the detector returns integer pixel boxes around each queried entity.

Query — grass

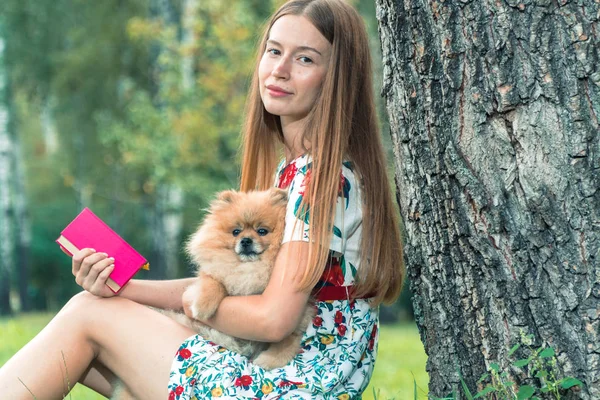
[1,313,428,399]
[0,313,98,400]
[364,323,429,400]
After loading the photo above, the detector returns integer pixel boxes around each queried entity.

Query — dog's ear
[216,190,238,203]
[209,190,238,212]
[269,188,288,206]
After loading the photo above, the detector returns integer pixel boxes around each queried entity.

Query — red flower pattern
[169,391,176,400]
[278,162,297,189]
[278,379,304,387]
[235,375,253,387]
[338,324,347,336]
[313,316,323,327]
[241,375,253,386]
[370,324,378,340]
[334,310,344,324]
[175,386,184,395]
[338,172,345,193]
[178,348,191,359]
[324,262,344,286]
[298,169,311,195]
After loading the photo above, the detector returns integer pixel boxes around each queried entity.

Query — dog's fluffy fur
[113,188,314,399]
[179,188,314,369]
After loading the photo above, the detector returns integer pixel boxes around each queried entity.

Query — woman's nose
[272,57,291,79]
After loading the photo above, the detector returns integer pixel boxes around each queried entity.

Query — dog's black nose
[241,238,252,247]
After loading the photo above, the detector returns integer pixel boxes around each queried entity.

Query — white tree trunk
[147,0,184,278]
[13,127,31,311]
[159,186,184,278]
[0,37,14,315]
[181,0,199,91]
[41,97,58,155]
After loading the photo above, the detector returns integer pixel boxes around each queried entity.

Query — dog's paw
[182,279,225,321]
[190,297,220,321]
[252,351,289,370]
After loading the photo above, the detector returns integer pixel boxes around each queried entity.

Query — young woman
[0,0,404,398]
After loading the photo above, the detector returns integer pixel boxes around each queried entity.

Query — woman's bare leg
[0,292,196,400]
[79,360,117,397]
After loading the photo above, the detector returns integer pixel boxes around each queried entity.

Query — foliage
[0,0,408,320]
[0,0,275,307]
[430,331,584,400]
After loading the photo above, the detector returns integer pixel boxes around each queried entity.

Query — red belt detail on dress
[313,285,375,301]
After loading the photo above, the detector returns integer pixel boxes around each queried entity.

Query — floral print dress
[168,154,380,399]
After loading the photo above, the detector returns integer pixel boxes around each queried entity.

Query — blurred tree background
[0,0,413,321]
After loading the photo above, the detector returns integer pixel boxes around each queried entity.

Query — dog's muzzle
[235,237,263,260]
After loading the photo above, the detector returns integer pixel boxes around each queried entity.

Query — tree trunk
[0,36,14,316]
[375,0,599,398]
[145,0,184,279]
[41,97,58,155]
[13,129,31,312]
[181,0,199,92]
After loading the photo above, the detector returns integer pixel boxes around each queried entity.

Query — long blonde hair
[240,0,404,306]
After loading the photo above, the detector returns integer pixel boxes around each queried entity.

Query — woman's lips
[266,85,292,97]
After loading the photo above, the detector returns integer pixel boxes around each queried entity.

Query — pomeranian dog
[177,188,314,369]
[113,188,314,399]
[178,187,314,369]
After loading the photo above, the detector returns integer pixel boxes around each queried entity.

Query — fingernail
[90,248,96,252]
[108,257,114,261]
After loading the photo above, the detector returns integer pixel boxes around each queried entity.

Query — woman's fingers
[75,252,103,285]
[72,248,96,275]
[71,248,118,297]
[79,255,114,287]
[90,263,115,294]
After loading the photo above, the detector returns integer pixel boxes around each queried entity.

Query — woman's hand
[72,248,117,298]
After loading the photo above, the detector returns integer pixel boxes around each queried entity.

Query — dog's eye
[257,228,268,236]
[232,229,242,237]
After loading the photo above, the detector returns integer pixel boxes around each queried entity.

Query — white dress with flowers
[167,154,380,400]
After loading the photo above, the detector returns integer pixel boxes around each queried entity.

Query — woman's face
[258,15,332,125]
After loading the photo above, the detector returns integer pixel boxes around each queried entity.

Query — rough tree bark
[375,0,599,398]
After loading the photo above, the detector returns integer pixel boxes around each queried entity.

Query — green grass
[364,323,429,400]
[1,313,428,399]
[0,313,100,400]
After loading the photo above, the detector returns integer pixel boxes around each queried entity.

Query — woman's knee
[61,291,99,315]
[59,291,125,326]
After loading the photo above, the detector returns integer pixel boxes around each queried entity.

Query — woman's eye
[267,48,280,56]
[257,228,268,236]
[232,229,242,237]
[299,56,313,64]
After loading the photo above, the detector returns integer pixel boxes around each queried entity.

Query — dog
[179,188,314,369]
[113,188,314,399]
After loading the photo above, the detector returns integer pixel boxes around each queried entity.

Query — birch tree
[375,0,599,398]
[0,35,14,315]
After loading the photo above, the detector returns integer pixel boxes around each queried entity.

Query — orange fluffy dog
[113,188,313,399]
[180,188,314,369]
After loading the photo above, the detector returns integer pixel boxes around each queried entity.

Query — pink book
[56,208,149,293]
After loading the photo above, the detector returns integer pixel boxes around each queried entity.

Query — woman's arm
[120,277,196,310]
[71,248,195,310]
[190,241,312,343]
